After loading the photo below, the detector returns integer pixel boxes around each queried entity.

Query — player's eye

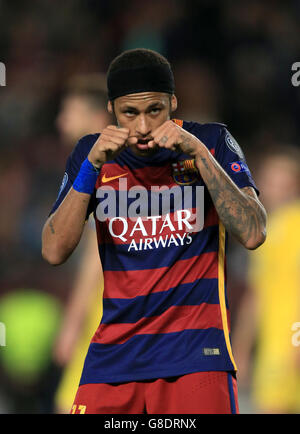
[124,110,136,117]
[121,108,137,117]
[150,108,161,115]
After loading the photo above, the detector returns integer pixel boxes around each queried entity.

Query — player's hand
[88,125,138,169]
[147,120,204,157]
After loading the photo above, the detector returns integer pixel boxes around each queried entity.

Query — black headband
[107,64,175,100]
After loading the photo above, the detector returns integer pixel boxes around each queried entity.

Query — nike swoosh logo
[102,172,128,183]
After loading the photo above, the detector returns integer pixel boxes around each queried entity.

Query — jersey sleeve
[214,127,259,194]
[49,134,99,218]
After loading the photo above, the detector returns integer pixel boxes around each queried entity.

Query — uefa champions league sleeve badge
[172,159,199,185]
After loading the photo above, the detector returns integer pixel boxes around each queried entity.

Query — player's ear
[171,94,177,113]
[107,100,113,114]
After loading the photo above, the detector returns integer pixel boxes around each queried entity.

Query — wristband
[73,158,100,194]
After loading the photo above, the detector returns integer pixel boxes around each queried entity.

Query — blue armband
[73,158,100,194]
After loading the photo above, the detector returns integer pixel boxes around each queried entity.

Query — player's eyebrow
[120,104,139,112]
[120,101,164,112]
[147,102,164,110]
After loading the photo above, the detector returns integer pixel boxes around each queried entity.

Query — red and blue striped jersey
[50,120,258,383]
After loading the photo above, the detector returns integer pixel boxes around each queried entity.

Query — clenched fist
[147,120,204,158]
[88,125,138,169]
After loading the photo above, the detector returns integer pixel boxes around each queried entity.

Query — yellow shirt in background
[248,200,300,411]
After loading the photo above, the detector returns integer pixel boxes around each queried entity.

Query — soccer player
[42,48,267,414]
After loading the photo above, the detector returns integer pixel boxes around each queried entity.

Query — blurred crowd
[0,0,299,413]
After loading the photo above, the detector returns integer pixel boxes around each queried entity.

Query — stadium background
[0,0,299,413]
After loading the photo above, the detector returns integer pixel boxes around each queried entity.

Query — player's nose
[135,114,151,137]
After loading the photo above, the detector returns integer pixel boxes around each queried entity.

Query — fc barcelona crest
[172,159,199,185]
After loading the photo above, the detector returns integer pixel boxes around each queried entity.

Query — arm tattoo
[179,134,195,155]
[49,219,55,234]
[199,154,266,247]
